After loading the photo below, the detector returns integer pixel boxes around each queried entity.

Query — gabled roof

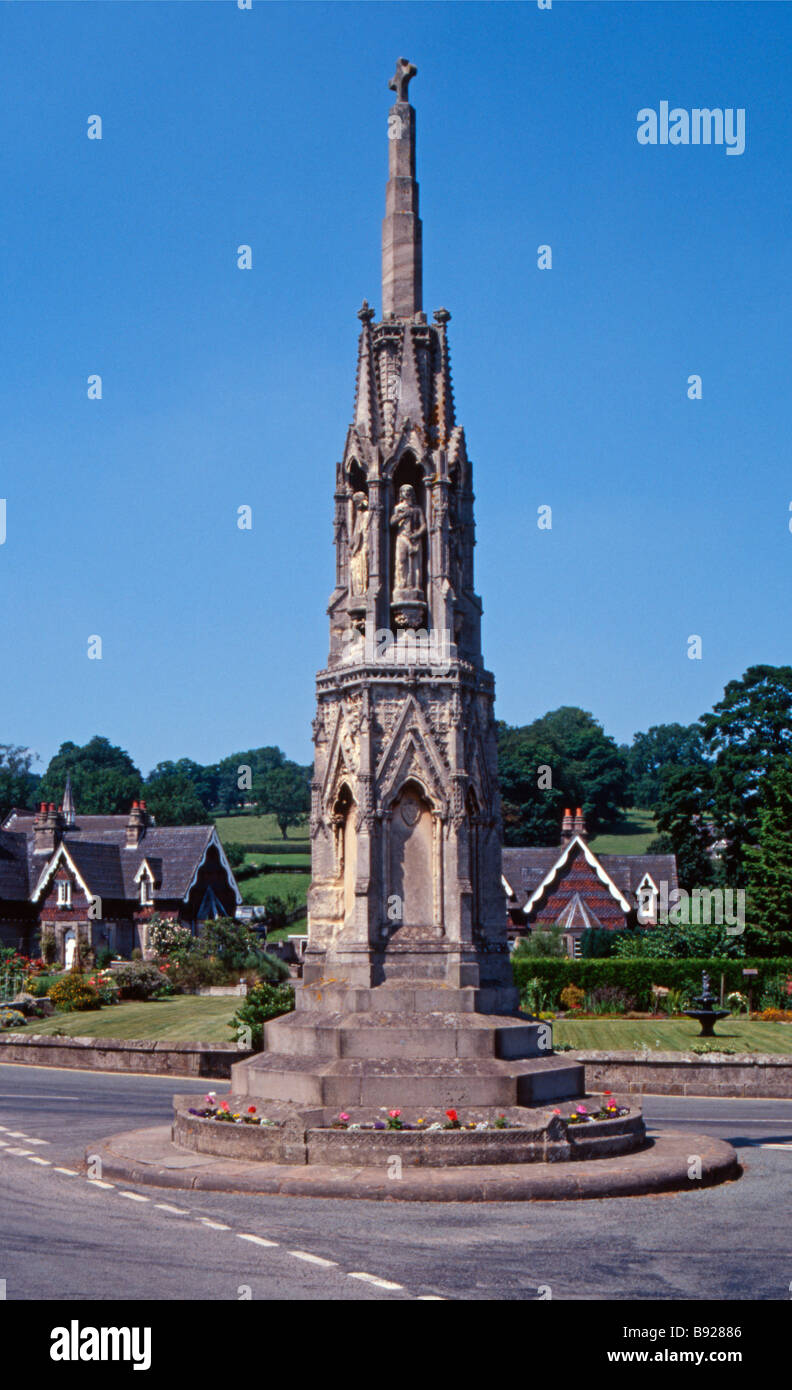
[0,829,32,900]
[0,813,240,909]
[502,840,678,916]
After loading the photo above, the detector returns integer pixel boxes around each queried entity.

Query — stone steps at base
[263,1011,548,1062]
[233,1052,583,1108]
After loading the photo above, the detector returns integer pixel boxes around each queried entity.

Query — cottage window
[140,874,154,906]
[57,880,72,908]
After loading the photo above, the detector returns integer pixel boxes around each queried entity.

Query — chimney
[126,800,146,849]
[33,802,63,856]
[574,806,587,840]
[561,808,574,844]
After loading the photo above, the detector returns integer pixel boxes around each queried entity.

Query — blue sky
[1,0,790,778]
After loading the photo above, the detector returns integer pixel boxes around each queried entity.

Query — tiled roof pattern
[1,814,217,905]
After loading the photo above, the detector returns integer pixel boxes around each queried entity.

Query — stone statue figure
[349,491,369,597]
[391,484,426,597]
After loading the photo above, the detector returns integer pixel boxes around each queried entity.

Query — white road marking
[24,1137,50,1146]
[54,1167,79,1176]
[761,1142,792,1151]
[416,1294,446,1300]
[118,1191,150,1202]
[199,1218,231,1230]
[4,1131,29,1139]
[86,1179,115,1189]
[237,1233,279,1248]
[348,1272,404,1291]
[288,1250,338,1268]
[26,1156,51,1166]
[5,1147,33,1156]
[0,1140,8,1147]
[155,1203,189,1215]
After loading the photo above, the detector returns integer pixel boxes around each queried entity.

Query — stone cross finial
[389,57,417,102]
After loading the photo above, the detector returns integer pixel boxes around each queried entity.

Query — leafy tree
[0,745,40,819]
[627,723,707,809]
[652,764,716,892]
[253,763,310,839]
[38,736,142,814]
[147,758,218,812]
[701,665,792,884]
[745,759,792,954]
[497,707,629,847]
[144,769,210,826]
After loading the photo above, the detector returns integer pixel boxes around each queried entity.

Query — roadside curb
[88,1125,740,1201]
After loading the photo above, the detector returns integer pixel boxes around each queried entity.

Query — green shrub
[760,972,792,1011]
[112,962,170,1000]
[510,957,792,1011]
[0,1008,26,1030]
[47,976,101,1012]
[224,842,246,868]
[197,918,269,972]
[131,947,143,961]
[42,935,58,966]
[585,985,637,1015]
[229,982,295,1050]
[24,972,60,997]
[560,983,585,1012]
[95,947,114,970]
[513,925,567,959]
[148,916,193,961]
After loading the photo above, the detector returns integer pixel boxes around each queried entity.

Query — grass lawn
[588,808,658,856]
[553,1016,792,1054]
[265,918,307,944]
[20,995,240,1042]
[240,870,311,906]
[214,813,309,850]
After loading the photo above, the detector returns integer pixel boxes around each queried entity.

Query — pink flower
[388,1109,401,1119]
[339,1112,350,1122]
[576,1105,588,1114]
[219,1100,230,1112]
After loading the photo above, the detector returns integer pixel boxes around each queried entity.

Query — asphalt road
[1,1063,791,1301]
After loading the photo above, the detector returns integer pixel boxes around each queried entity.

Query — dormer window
[636,873,659,924]
[57,879,72,908]
[140,873,154,906]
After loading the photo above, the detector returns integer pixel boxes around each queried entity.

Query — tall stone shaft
[381,57,422,318]
[305,57,516,1012]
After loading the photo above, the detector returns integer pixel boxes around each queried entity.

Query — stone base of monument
[171,1095,646,1166]
[85,982,741,1199]
[231,981,584,1111]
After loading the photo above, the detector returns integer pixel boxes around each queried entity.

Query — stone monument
[234,58,583,1113]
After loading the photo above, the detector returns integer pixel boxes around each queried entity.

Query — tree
[254,763,310,839]
[147,758,218,813]
[144,769,210,826]
[38,736,142,814]
[701,665,792,883]
[652,763,715,892]
[627,723,707,809]
[0,745,40,819]
[497,707,629,847]
[745,758,792,954]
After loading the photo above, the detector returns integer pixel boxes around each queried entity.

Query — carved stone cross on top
[389,57,417,102]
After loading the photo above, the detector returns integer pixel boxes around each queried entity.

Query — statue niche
[388,782,435,934]
[334,785,357,926]
[349,491,369,599]
[390,454,427,629]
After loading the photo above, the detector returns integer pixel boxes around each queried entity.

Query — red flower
[220,1101,230,1112]
[247,1106,256,1114]
[445,1109,458,1123]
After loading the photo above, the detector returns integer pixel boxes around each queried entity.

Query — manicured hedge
[511,957,792,1010]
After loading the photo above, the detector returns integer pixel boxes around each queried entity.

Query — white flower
[427,1122,443,1131]
[475,1122,489,1131]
